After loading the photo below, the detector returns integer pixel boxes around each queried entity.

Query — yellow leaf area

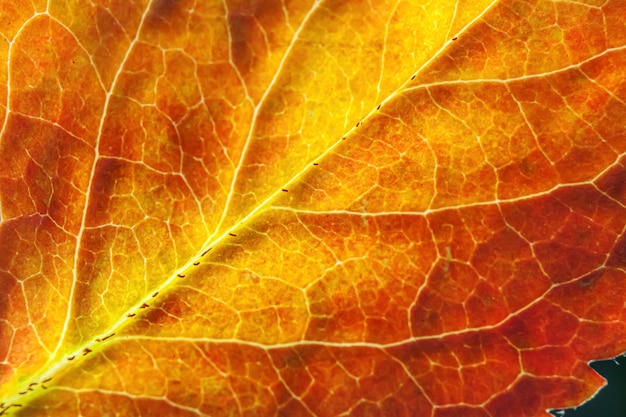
[1,0,626,415]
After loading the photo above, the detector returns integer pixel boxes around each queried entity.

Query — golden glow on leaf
[1,0,626,416]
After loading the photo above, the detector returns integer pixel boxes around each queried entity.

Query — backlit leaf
[1,0,626,416]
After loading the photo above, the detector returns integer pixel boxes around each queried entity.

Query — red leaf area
[1,0,626,416]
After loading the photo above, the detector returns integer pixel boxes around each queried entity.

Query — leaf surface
[1,0,626,416]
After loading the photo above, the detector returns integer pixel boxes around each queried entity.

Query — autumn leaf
[1,0,626,415]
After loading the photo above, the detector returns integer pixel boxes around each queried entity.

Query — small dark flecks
[452,37,458,40]
[313,163,319,166]
[67,355,75,361]
[0,404,20,416]
[1,404,22,414]
[18,392,27,396]
[201,248,212,256]
[377,104,381,110]
[411,75,416,80]
[282,189,288,192]
[193,261,200,266]
[177,274,185,278]
[342,137,346,140]
[229,233,237,237]
[152,291,159,298]
[102,333,115,341]
[127,313,136,317]
[82,348,92,356]
[28,383,37,390]
[140,303,150,309]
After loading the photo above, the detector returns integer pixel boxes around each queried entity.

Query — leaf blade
[1,0,626,415]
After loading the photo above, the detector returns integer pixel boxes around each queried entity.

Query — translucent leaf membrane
[1,0,626,416]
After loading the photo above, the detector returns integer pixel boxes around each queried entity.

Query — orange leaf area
[1,0,626,416]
